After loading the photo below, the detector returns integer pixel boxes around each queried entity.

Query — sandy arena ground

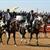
[0,32,50,50]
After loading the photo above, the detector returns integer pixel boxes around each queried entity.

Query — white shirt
[5,13,10,21]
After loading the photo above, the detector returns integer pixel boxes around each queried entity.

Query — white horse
[16,15,28,42]
[0,18,8,43]
[16,15,28,28]
[16,15,23,21]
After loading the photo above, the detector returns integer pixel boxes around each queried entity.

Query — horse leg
[19,28,26,43]
[0,37,2,42]
[6,31,9,38]
[44,24,47,38]
[22,32,27,43]
[22,32,26,38]
[13,32,16,45]
[0,34,2,44]
[44,30,47,38]
[29,33,33,44]
[36,33,39,46]
[19,32,23,43]
[7,33,10,45]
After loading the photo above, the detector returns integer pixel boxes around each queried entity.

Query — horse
[42,14,48,38]
[2,12,17,46]
[0,16,7,44]
[16,15,28,43]
[27,15,44,46]
[6,18,18,46]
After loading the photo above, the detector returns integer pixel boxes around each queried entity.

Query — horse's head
[43,15,48,23]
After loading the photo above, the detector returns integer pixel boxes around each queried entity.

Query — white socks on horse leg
[19,33,23,42]
[19,33,22,39]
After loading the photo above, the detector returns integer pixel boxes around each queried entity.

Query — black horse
[6,19,18,46]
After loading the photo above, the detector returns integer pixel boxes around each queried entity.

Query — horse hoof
[25,41,27,43]
[21,41,22,43]
[7,43,8,45]
[21,39,23,43]
[28,41,30,44]
[37,44,39,46]
[14,44,17,47]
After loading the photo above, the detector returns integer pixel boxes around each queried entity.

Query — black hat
[31,10,34,13]
[7,9,10,12]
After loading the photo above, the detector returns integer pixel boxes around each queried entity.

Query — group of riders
[0,9,48,46]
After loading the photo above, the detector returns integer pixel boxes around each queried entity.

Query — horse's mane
[32,19,42,30]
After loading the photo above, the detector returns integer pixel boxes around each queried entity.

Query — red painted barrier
[39,24,50,32]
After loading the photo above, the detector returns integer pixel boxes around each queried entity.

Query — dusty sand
[0,32,50,50]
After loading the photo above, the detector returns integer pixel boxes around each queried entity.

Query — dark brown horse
[43,15,48,38]
[7,19,19,46]
[27,15,44,46]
